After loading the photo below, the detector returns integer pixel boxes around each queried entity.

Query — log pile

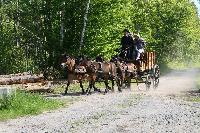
[0,72,44,85]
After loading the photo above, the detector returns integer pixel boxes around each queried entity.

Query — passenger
[133,33,146,60]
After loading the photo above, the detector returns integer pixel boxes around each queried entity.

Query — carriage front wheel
[145,74,151,90]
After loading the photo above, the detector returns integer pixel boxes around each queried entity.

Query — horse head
[76,55,96,73]
[110,55,123,67]
[96,55,104,62]
[60,54,76,72]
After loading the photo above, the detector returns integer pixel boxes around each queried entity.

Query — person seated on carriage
[133,33,146,60]
[119,29,134,60]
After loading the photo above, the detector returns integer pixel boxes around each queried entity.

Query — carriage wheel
[124,78,131,89]
[153,78,159,89]
[145,74,151,90]
[153,64,160,89]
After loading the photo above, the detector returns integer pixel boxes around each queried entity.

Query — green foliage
[0,0,200,74]
[0,91,64,120]
[0,95,12,109]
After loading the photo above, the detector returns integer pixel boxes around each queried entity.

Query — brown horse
[77,55,120,94]
[111,56,138,90]
[75,55,100,95]
[95,56,121,93]
[61,54,87,95]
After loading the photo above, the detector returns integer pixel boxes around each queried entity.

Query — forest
[0,0,200,75]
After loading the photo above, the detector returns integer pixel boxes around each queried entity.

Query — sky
[193,0,200,15]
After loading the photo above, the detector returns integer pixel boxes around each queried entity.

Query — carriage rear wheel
[153,78,159,89]
[153,64,160,89]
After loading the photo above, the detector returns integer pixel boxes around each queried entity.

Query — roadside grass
[183,95,200,102]
[160,61,189,76]
[0,91,65,121]
[52,79,143,94]
[53,81,108,94]
[159,63,172,76]
[187,97,200,102]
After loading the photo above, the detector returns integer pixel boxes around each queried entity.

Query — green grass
[53,81,107,94]
[0,91,65,121]
[183,95,200,102]
[167,61,189,70]
[188,97,200,102]
[53,79,140,94]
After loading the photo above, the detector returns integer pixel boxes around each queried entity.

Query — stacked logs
[0,72,44,85]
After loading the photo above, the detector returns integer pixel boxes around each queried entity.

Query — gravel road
[0,69,200,133]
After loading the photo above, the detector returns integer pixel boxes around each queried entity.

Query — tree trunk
[79,0,91,53]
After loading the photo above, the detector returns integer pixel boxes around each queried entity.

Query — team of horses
[60,54,141,95]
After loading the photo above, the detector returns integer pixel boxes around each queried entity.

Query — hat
[123,29,129,33]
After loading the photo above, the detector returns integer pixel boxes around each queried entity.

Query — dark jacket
[121,34,134,50]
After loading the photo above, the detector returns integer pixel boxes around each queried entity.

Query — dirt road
[0,69,200,133]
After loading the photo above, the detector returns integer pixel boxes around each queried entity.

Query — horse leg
[111,78,115,92]
[121,74,126,89]
[79,80,85,94]
[116,78,122,92]
[135,73,141,91]
[106,75,111,90]
[86,81,90,94]
[104,80,109,94]
[65,81,70,95]
[87,81,93,95]
[127,78,131,90]
[92,75,99,92]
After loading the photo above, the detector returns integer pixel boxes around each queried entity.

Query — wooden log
[0,73,44,85]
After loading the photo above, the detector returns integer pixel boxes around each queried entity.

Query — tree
[0,0,200,74]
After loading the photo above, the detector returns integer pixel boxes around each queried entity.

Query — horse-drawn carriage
[60,50,160,95]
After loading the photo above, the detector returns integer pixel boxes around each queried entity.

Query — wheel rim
[145,74,151,90]
[153,64,160,89]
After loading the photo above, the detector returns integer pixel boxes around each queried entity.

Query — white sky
[193,0,200,15]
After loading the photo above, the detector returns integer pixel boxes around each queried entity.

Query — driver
[120,29,134,59]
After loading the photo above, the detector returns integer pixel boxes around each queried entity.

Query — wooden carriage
[127,51,160,89]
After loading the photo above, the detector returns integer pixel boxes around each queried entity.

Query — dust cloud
[135,69,199,95]
[156,69,199,95]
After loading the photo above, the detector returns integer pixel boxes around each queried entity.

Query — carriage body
[127,51,160,89]
[140,51,156,72]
